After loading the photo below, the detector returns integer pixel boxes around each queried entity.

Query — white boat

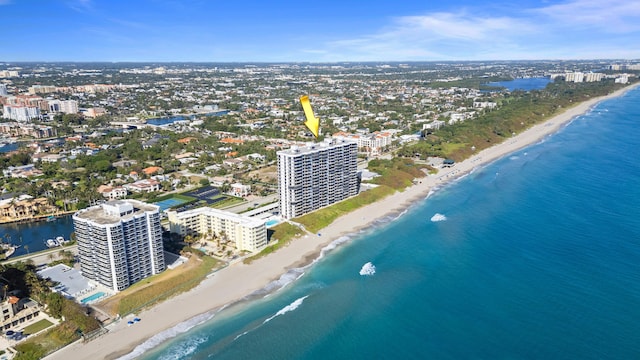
[56,236,66,245]
[46,239,60,248]
[1,244,19,259]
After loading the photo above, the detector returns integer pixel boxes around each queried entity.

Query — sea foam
[116,311,217,360]
[263,295,309,323]
[431,213,447,222]
[155,334,208,360]
[359,262,376,276]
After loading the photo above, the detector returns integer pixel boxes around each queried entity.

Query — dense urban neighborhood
[1,61,637,220]
[0,60,638,359]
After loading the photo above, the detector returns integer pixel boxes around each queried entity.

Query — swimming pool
[265,219,280,227]
[80,292,106,304]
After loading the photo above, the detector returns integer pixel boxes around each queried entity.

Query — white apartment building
[167,207,267,252]
[332,131,393,155]
[423,120,445,131]
[28,85,57,94]
[277,138,358,219]
[615,75,629,84]
[48,100,79,114]
[0,84,7,96]
[585,72,603,82]
[565,72,584,83]
[73,200,165,292]
[2,105,41,122]
[566,72,603,83]
[0,70,19,78]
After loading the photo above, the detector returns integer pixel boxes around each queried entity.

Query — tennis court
[155,197,189,211]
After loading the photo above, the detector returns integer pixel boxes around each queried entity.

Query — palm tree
[184,234,195,247]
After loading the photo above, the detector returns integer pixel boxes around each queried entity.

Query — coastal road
[2,245,78,267]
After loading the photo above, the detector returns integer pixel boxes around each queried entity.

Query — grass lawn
[22,319,54,335]
[440,142,468,157]
[96,254,221,317]
[212,195,245,209]
[243,222,302,264]
[296,185,395,234]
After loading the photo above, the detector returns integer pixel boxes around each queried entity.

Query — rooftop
[277,138,356,157]
[73,199,159,225]
[37,264,94,298]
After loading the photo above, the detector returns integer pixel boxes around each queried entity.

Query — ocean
[128,87,640,360]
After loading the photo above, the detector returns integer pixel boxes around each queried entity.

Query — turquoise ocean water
[126,87,640,360]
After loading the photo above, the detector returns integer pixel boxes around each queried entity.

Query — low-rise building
[124,179,160,193]
[0,194,55,221]
[231,183,251,197]
[0,294,42,332]
[97,185,128,199]
[167,207,267,252]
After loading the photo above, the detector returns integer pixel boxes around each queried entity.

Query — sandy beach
[46,83,639,360]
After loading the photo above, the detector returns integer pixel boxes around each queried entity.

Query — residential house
[231,183,251,197]
[0,195,55,221]
[142,166,163,176]
[97,185,128,200]
[0,293,43,332]
[124,179,160,193]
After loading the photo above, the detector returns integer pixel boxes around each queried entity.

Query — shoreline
[0,210,75,225]
[46,82,640,360]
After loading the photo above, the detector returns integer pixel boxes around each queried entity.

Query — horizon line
[2,58,640,65]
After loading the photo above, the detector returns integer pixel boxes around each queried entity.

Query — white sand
[46,83,639,360]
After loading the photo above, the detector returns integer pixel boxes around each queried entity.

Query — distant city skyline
[1,0,639,62]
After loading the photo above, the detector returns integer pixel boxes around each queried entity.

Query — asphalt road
[3,245,78,267]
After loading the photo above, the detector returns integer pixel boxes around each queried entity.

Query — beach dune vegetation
[97,254,220,317]
[401,80,633,161]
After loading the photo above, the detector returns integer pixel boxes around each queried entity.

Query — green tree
[46,292,65,319]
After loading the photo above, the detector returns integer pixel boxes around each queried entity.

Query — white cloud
[321,11,535,60]
[310,1,640,61]
[67,0,93,12]
[533,0,640,33]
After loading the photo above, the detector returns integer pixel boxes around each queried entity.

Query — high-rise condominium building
[73,200,165,292]
[48,100,79,114]
[277,138,358,219]
[2,105,40,122]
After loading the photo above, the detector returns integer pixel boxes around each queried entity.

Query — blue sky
[1,0,639,62]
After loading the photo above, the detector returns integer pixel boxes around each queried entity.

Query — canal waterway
[0,215,75,257]
[0,142,21,153]
[485,77,552,91]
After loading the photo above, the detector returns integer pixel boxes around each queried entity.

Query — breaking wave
[155,334,208,360]
[430,213,447,222]
[263,295,309,323]
[359,262,376,276]
[116,311,217,360]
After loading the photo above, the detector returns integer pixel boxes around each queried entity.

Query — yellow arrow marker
[300,95,320,138]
